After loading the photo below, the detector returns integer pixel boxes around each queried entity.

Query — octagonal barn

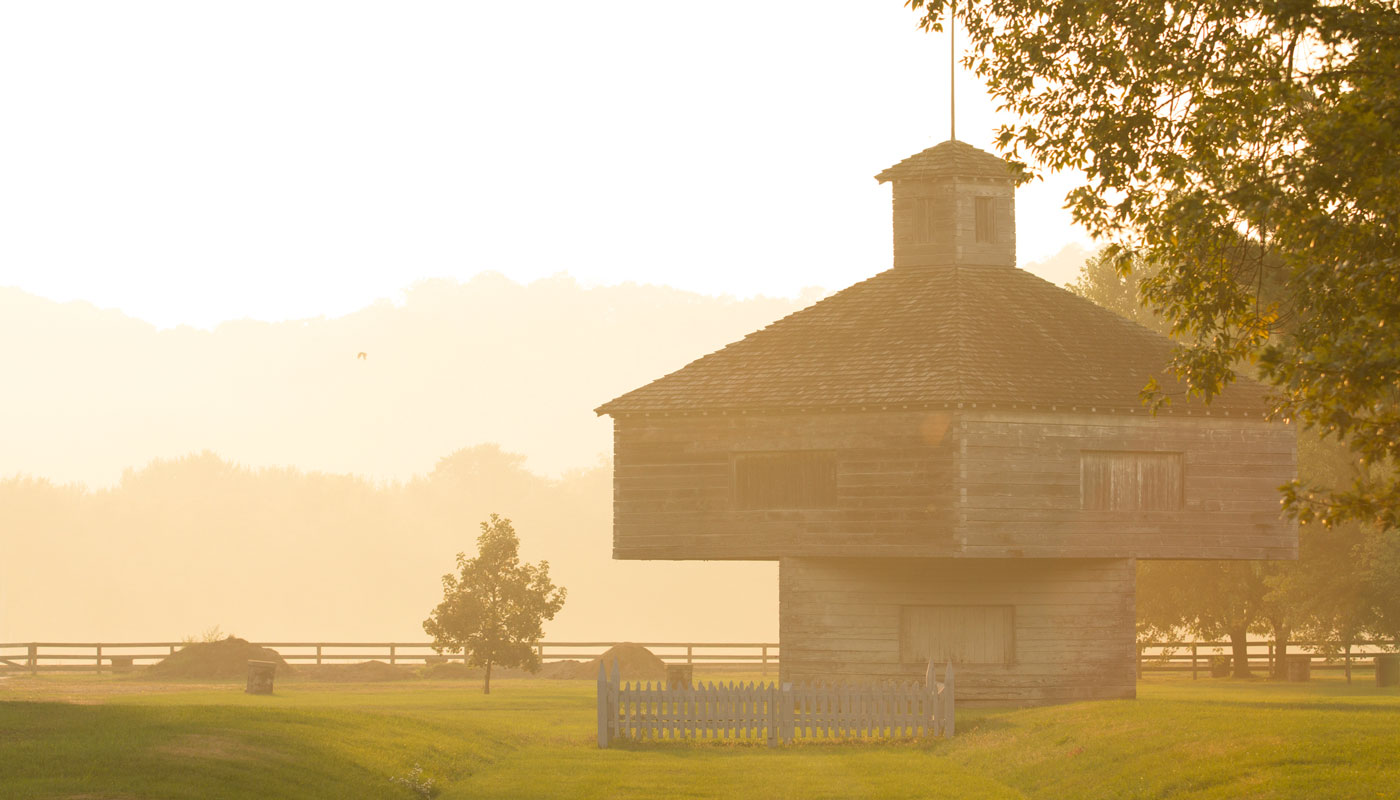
[595,139,1297,705]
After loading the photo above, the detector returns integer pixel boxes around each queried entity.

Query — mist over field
[0,273,821,486]
[0,275,821,643]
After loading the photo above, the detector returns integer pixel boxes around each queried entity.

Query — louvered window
[733,451,837,510]
[975,196,997,243]
[900,606,1015,665]
[1081,451,1183,511]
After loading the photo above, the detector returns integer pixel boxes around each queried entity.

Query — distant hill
[0,274,820,486]
[0,447,778,643]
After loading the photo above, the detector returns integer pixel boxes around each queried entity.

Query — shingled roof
[595,264,1272,416]
[875,139,1018,183]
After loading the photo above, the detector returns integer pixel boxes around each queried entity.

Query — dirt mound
[148,637,289,679]
[546,643,667,681]
[301,660,412,682]
[419,661,480,679]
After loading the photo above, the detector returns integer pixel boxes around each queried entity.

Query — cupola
[876,139,1017,269]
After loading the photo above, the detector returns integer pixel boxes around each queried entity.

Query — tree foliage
[1074,252,1400,667]
[911,0,1400,530]
[423,514,566,694]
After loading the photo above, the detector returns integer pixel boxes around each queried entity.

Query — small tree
[422,514,566,694]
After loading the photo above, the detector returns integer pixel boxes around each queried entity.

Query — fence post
[942,662,956,737]
[924,661,937,733]
[1192,644,1198,680]
[687,645,693,666]
[597,660,610,748]
[389,644,396,666]
[316,645,322,666]
[28,643,37,675]
[782,682,794,744]
[766,683,778,747]
[761,646,768,676]
[96,644,103,675]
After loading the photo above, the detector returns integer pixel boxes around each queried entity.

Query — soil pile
[545,642,667,681]
[420,662,479,679]
[147,637,289,679]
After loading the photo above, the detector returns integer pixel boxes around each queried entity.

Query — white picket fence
[596,662,954,747]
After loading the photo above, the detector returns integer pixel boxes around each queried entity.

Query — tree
[422,514,566,694]
[910,0,1400,530]
[1138,560,1270,677]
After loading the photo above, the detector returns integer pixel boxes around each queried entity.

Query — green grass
[2,673,1398,799]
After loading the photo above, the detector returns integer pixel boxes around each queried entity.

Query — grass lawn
[2,671,1398,799]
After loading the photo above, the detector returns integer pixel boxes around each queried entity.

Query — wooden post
[1192,644,1198,680]
[389,644,396,666]
[942,662,955,737]
[169,644,176,655]
[687,645,693,666]
[766,683,778,747]
[316,645,323,665]
[28,643,37,675]
[596,660,610,748]
[761,646,768,676]
[96,644,103,675]
[924,661,937,733]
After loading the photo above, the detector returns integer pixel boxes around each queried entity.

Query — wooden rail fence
[3,639,1395,678]
[1137,639,1399,679]
[0,641,780,674]
[596,660,954,747]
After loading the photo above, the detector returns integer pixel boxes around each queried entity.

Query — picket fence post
[942,662,956,738]
[596,660,610,748]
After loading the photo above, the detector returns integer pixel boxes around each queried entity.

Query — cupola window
[975,196,997,243]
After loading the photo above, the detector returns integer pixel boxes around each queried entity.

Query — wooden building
[595,139,1297,705]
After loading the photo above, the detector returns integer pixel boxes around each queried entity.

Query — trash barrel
[1286,655,1312,682]
[666,664,693,690]
[1377,654,1400,688]
[246,660,277,694]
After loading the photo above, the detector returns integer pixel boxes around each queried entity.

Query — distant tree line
[1073,252,1400,678]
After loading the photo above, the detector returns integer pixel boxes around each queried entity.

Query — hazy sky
[0,1,1092,330]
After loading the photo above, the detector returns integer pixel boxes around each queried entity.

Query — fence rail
[596,661,954,747]
[0,641,780,675]
[3,639,1395,677]
[1137,639,1399,679]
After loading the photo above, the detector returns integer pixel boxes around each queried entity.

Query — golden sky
[0,1,1092,330]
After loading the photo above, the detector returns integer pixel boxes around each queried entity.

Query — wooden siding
[611,407,1295,561]
[612,411,957,560]
[780,557,1136,705]
[957,410,1297,560]
[892,177,1016,268]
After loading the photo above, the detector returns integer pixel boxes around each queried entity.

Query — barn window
[1081,451,1183,511]
[732,451,837,510]
[975,196,997,243]
[900,606,1014,665]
